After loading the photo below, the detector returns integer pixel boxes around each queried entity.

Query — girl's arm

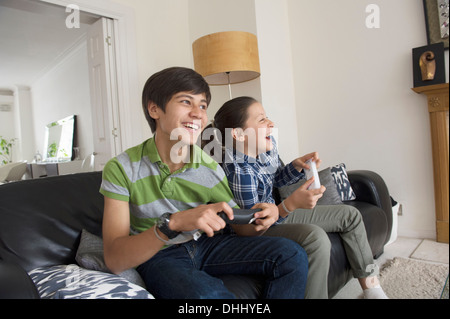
[274,151,322,188]
[273,159,305,188]
[278,178,326,218]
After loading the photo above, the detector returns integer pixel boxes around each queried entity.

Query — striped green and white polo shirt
[100,137,238,235]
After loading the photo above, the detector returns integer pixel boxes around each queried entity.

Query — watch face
[157,213,169,226]
[158,213,180,239]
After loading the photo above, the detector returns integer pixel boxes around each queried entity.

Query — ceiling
[0,0,100,89]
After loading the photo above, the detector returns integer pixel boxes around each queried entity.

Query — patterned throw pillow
[330,163,356,201]
[28,264,154,299]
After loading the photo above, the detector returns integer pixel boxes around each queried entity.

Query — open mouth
[182,122,201,131]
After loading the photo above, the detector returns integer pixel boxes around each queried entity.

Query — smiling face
[240,102,274,157]
[148,91,208,146]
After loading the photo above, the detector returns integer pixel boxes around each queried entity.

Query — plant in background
[0,136,17,165]
[47,142,58,158]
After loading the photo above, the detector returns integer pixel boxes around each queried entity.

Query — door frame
[40,0,143,153]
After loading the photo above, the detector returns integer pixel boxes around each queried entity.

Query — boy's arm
[101,158,165,273]
[103,198,236,274]
[169,202,233,238]
[102,197,165,274]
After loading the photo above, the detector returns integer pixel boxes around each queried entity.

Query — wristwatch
[157,213,180,239]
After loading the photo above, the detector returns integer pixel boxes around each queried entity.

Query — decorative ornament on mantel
[419,51,436,81]
[412,42,445,87]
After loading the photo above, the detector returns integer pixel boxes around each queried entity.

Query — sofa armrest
[346,170,392,234]
[0,260,40,299]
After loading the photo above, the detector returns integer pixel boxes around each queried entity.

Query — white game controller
[304,159,321,190]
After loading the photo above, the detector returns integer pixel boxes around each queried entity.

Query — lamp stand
[226,72,232,100]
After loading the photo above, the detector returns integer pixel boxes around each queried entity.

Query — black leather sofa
[0,170,392,299]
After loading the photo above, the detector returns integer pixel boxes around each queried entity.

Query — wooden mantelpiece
[412,83,449,243]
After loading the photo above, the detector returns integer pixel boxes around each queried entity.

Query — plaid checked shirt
[222,137,305,212]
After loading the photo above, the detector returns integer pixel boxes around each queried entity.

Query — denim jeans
[137,231,308,299]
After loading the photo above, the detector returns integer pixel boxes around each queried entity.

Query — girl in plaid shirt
[202,96,388,299]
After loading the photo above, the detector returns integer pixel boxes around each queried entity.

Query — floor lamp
[192,31,261,100]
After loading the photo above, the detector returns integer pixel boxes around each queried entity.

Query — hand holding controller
[218,208,262,224]
[304,159,321,190]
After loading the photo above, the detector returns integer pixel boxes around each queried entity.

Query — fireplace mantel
[412,83,449,243]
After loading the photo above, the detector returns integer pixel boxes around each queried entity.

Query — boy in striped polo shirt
[100,67,308,299]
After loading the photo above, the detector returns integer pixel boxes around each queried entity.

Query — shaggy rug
[379,257,449,299]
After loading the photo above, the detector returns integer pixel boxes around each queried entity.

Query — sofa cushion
[76,229,146,288]
[28,264,153,299]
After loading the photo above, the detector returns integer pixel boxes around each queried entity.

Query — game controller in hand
[304,159,321,190]
[218,208,262,224]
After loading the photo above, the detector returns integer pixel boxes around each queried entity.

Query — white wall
[287,0,449,239]
[112,0,193,139]
[255,0,300,162]
[31,40,93,160]
[109,0,448,240]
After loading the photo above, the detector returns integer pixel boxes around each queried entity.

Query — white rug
[379,257,449,299]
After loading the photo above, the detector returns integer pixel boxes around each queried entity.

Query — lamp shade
[192,31,260,85]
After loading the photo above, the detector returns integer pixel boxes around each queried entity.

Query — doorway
[0,0,140,171]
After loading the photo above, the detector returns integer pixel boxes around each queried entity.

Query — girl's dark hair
[142,67,211,133]
[202,96,257,162]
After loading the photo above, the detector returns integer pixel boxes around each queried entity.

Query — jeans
[137,231,308,299]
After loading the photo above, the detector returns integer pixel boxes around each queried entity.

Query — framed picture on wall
[423,0,449,49]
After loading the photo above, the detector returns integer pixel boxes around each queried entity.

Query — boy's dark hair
[142,67,211,133]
